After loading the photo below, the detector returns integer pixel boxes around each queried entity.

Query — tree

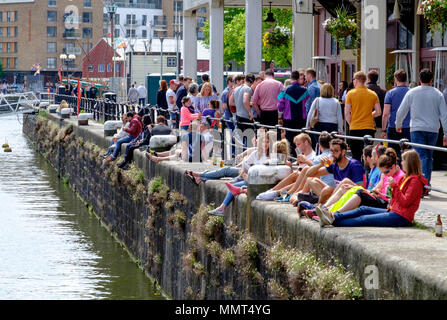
[0,61,4,77]
[202,8,293,69]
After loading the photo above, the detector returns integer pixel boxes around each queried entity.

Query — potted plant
[322,7,359,50]
[419,0,447,35]
[263,26,291,48]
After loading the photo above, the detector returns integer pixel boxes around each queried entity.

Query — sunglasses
[383,169,391,174]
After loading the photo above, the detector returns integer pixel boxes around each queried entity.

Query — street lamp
[60,53,76,80]
[153,27,167,83]
[106,0,118,79]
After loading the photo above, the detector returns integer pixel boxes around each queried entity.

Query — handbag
[309,98,320,128]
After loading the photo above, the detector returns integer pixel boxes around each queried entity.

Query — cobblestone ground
[414,171,447,231]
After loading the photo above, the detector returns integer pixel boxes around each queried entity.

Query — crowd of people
[83,64,447,230]
[139,67,447,229]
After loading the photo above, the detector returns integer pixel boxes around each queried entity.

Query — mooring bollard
[104,120,123,137]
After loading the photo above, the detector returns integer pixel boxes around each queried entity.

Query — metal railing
[44,93,447,194]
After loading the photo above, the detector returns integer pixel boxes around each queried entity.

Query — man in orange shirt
[345,71,382,161]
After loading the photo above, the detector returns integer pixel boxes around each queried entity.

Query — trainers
[315,205,334,227]
[208,207,225,217]
[297,201,315,216]
[256,189,278,201]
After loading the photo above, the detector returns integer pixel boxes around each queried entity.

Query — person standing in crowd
[221,75,235,130]
[338,81,348,117]
[180,96,201,131]
[166,80,178,128]
[345,71,382,161]
[305,68,322,114]
[176,76,192,113]
[198,74,218,95]
[128,84,139,104]
[395,68,447,186]
[251,69,284,126]
[194,82,218,114]
[231,73,256,132]
[187,82,199,108]
[156,80,169,118]
[366,70,386,138]
[137,82,147,106]
[277,70,309,157]
[306,83,343,148]
[382,69,411,161]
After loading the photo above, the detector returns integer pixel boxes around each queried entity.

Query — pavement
[416,171,447,231]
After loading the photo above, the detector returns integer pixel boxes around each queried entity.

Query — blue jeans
[112,135,134,160]
[139,98,146,106]
[333,206,410,227]
[224,109,235,130]
[222,181,247,207]
[410,131,438,184]
[200,166,240,181]
[170,112,179,129]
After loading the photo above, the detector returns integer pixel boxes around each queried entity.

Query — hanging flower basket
[322,7,359,50]
[419,0,447,35]
[263,26,291,48]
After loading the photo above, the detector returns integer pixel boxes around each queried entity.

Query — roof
[104,38,210,60]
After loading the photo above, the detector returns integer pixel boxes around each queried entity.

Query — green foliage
[202,8,293,68]
[322,7,359,50]
[386,63,396,88]
[419,0,447,35]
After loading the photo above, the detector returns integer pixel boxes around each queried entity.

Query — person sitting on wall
[151,115,172,136]
[295,138,364,206]
[207,131,280,217]
[103,112,130,158]
[106,111,142,162]
[117,115,153,170]
[255,133,315,202]
[147,120,206,163]
[315,150,427,228]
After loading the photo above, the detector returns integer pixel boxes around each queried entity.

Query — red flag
[58,65,62,83]
[77,80,81,116]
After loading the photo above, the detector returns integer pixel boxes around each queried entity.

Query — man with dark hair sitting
[151,115,172,136]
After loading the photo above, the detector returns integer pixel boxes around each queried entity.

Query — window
[88,64,94,72]
[82,12,92,23]
[173,15,183,25]
[153,30,167,38]
[114,29,120,38]
[0,12,2,23]
[142,15,147,26]
[98,64,105,72]
[167,57,177,67]
[174,1,183,11]
[47,11,57,22]
[126,14,136,25]
[126,29,136,38]
[142,30,147,38]
[197,17,206,28]
[47,26,57,37]
[48,0,56,7]
[6,42,10,53]
[47,57,57,69]
[82,27,92,38]
[84,0,92,8]
[14,27,17,38]
[153,15,166,26]
[107,64,111,72]
[47,42,57,53]
[198,7,207,13]
[197,31,205,41]
[0,29,2,38]
[114,14,120,25]
[7,27,10,38]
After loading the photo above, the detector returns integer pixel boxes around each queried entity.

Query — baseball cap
[169,80,177,85]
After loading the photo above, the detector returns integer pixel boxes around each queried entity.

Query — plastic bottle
[435,215,443,237]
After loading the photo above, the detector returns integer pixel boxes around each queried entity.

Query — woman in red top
[316,149,428,227]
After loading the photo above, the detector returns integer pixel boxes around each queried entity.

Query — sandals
[185,170,199,186]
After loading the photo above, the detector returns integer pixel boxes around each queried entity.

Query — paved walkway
[416,171,447,232]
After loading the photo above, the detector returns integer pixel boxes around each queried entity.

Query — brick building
[0,0,103,88]
[81,39,124,80]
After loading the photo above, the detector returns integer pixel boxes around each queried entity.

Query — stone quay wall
[22,112,447,300]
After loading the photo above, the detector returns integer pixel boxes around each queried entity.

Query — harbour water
[0,114,163,300]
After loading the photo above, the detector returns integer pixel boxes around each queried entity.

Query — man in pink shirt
[251,68,284,126]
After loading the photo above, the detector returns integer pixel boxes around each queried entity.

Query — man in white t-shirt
[137,83,147,106]
[166,80,178,128]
